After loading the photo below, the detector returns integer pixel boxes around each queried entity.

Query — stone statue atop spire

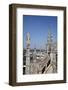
[26,32,30,49]
[46,27,53,55]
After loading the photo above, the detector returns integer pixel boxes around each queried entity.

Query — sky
[23,15,57,49]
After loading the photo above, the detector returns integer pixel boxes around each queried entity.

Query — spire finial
[26,32,30,48]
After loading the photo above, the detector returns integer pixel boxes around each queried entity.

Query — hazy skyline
[23,15,57,49]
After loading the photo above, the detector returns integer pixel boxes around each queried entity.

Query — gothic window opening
[23,67,26,74]
[42,66,45,73]
[47,60,50,67]
[23,56,26,65]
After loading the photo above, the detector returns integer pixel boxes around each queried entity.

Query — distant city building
[23,30,57,75]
